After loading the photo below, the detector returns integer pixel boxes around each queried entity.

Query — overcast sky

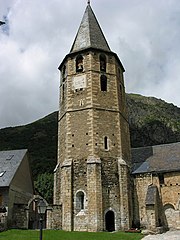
[0,0,180,129]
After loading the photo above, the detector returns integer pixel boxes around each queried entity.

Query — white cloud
[0,0,180,128]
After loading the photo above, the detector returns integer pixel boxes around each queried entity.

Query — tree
[34,173,54,203]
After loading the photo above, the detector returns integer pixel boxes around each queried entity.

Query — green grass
[0,229,144,240]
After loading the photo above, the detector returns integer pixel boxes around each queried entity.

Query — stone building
[52,2,180,232]
[53,2,132,232]
[132,142,180,231]
[0,149,34,229]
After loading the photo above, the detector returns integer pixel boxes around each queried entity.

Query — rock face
[127,94,180,147]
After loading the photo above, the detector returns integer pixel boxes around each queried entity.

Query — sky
[0,0,180,129]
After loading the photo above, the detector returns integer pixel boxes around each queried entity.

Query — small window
[100,54,106,72]
[80,99,83,106]
[76,191,85,212]
[119,84,123,101]
[118,68,121,78]
[61,83,65,101]
[100,75,107,91]
[76,55,83,72]
[120,84,122,93]
[159,174,164,185]
[62,65,66,80]
[6,155,14,160]
[0,171,6,177]
[104,136,109,150]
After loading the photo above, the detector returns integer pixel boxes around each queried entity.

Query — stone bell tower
[54,1,132,232]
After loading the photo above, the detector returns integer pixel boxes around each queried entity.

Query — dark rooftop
[132,142,180,174]
[0,149,27,187]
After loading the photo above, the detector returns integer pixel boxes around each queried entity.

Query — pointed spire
[70,4,110,53]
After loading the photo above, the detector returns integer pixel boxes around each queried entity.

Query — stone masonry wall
[87,158,103,231]
[47,205,62,229]
[54,48,132,231]
[134,172,180,230]
[133,173,152,228]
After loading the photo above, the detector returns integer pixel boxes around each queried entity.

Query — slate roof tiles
[70,4,110,53]
[132,142,180,174]
[0,149,27,187]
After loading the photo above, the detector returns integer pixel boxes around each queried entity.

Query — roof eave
[132,168,180,175]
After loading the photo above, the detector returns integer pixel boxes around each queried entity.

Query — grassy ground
[0,229,144,240]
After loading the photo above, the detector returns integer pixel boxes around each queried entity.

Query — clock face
[73,75,87,90]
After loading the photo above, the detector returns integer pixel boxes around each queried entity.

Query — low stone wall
[47,205,62,229]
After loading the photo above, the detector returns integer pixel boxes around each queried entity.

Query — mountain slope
[127,94,180,147]
[0,112,58,178]
[0,93,179,180]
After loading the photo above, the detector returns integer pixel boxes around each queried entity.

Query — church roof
[0,149,28,187]
[132,142,180,174]
[70,3,111,53]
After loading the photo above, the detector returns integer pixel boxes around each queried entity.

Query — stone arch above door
[26,195,48,229]
[27,195,48,208]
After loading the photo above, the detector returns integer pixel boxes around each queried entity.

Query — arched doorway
[105,210,115,232]
[27,196,48,229]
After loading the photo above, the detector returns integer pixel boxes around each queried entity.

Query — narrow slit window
[119,84,123,101]
[76,191,85,212]
[62,83,65,101]
[159,174,164,185]
[62,65,67,80]
[104,136,109,150]
[100,54,106,72]
[80,194,84,209]
[100,75,107,91]
[118,68,121,78]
